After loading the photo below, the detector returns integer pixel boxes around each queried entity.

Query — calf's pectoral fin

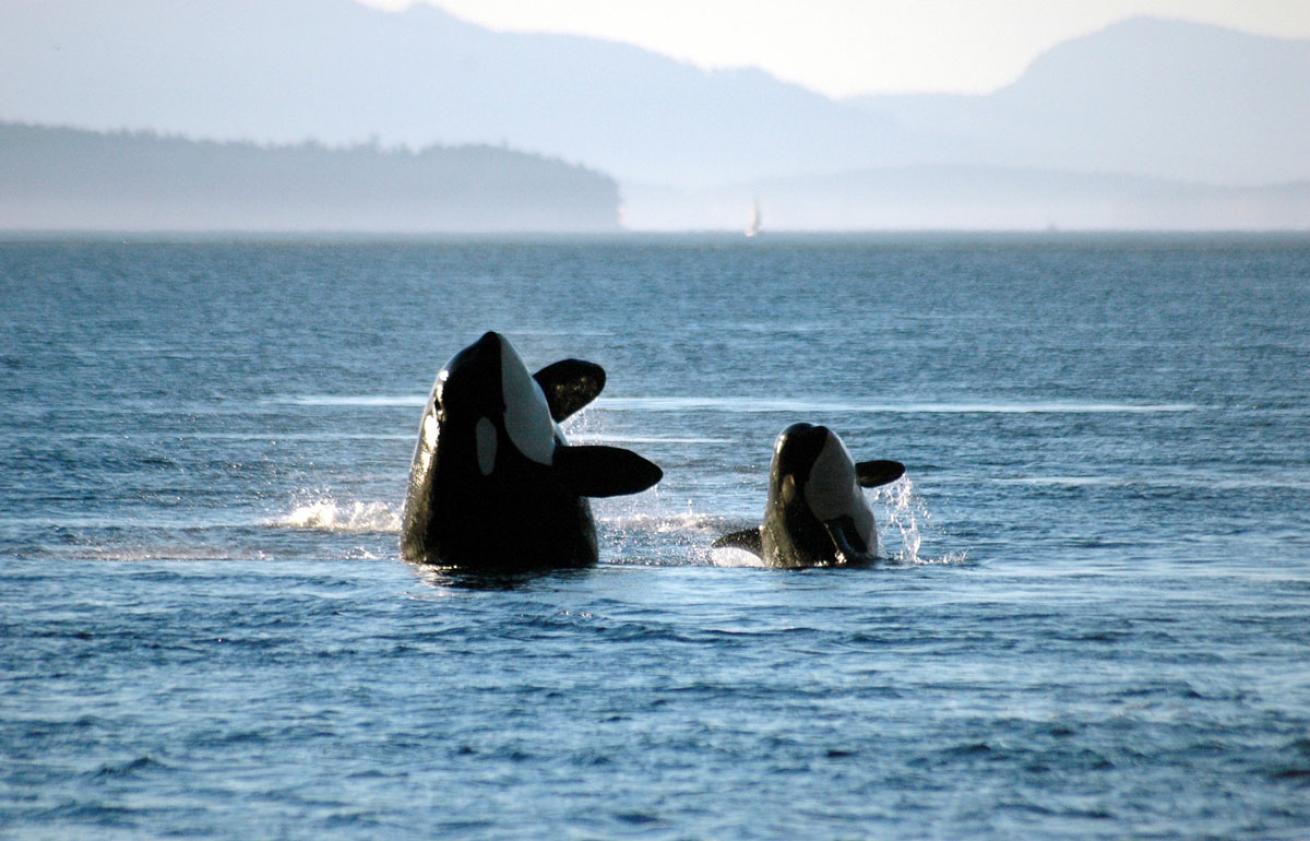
[533,359,606,422]
[553,445,663,498]
[712,527,763,555]
[824,517,879,566]
[856,459,906,488]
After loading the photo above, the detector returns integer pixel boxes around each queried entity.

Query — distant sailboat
[745,198,762,238]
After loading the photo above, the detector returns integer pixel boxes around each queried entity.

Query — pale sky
[355,0,1310,97]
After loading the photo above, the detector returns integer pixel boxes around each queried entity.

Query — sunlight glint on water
[273,498,402,534]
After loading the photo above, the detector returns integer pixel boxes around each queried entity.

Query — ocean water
[2,234,1308,839]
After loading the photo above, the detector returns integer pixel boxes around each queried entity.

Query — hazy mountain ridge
[3,2,1308,229]
[849,17,1310,186]
[0,122,620,231]
[0,0,937,187]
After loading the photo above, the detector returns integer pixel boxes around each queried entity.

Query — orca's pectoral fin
[824,518,878,566]
[553,445,662,498]
[534,359,606,422]
[712,527,763,555]
[856,459,906,488]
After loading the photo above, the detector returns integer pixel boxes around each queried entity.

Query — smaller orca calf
[714,423,905,568]
[401,331,662,571]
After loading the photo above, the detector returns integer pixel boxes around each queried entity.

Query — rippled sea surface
[3,234,1309,839]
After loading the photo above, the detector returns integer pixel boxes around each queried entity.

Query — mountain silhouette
[850,17,1310,185]
[0,0,928,187]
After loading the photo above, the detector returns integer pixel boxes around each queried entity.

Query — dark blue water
[3,234,1309,839]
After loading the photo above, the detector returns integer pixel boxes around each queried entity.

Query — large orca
[713,423,905,568]
[401,331,662,570]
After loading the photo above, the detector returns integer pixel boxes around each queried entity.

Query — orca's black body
[714,423,904,568]
[401,332,662,570]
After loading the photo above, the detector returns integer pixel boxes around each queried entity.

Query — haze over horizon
[359,0,1310,97]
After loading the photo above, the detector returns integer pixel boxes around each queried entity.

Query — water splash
[872,477,966,565]
[597,504,768,567]
[271,499,401,534]
[559,405,605,445]
[595,490,729,566]
[593,479,969,569]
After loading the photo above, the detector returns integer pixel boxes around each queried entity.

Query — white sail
[745,198,762,238]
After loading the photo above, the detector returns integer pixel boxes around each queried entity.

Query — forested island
[0,122,621,232]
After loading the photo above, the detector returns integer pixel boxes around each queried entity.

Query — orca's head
[768,423,860,519]
[435,331,558,474]
[765,422,882,562]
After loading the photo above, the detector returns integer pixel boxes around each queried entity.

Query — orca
[713,423,904,568]
[401,331,662,570]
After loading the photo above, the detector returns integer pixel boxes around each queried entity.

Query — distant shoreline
[0,122,621,233]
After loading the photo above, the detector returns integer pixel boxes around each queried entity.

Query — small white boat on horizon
[745,198,762,238]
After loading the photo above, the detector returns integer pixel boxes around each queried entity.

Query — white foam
[271,499,401,534]
[597,511,725,534]
[596,501,740,567]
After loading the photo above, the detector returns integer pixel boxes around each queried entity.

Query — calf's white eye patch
[781,473,797,506]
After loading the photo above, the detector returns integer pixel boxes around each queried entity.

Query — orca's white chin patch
[498,335,558,465]
[805,433,876,548]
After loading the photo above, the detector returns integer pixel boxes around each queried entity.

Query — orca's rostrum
[401,331,662,570]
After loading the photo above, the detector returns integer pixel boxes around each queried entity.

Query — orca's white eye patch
[475,416,497,476]
[422,406,439,450]
[498,336,558,465]
[781,473,797,506]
